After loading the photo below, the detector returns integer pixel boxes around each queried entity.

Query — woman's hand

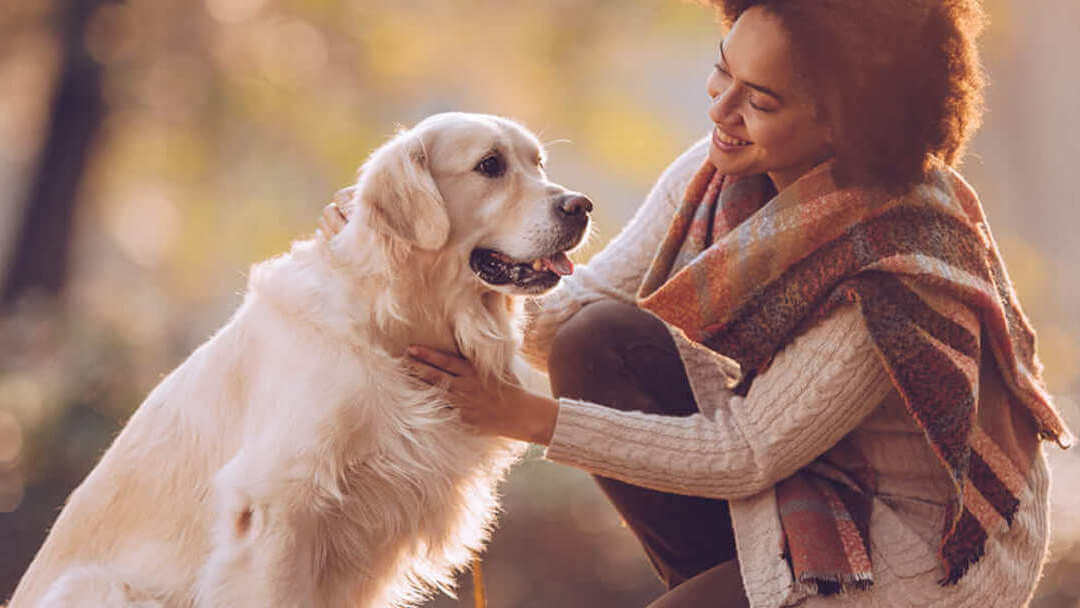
[318,186,357,238]
[405,345,558,445]
[317,202,348,238]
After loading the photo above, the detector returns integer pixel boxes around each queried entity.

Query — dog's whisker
[542,138,573,147]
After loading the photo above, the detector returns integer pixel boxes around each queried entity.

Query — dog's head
[337,112,591,296]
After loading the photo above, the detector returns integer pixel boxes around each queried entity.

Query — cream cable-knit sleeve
[519,137,711,372]
[544,305,894,500]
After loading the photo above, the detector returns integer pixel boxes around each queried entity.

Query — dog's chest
[320,414,514,578]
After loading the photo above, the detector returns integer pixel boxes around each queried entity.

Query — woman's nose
[707,87,741,127]
[705,74,737,125]
[705,73,722,107]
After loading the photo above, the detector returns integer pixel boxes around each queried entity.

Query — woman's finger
[332,186,357,208]
[317,217,334,240]
[319,203,348,237]
[406,359,447,384]
[407,346,471,377]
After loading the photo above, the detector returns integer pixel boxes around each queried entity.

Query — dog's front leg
[196,450,325,608]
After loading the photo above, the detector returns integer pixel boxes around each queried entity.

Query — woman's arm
[520,137,710,372]
[544,304,894,500]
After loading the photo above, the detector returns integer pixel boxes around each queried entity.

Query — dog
[10,112,592,607]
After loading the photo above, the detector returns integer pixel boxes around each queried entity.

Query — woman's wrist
[519,391,559,446]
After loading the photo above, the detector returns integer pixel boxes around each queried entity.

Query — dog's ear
[354,133,449,250]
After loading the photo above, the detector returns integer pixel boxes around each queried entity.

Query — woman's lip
[711,126,752,151]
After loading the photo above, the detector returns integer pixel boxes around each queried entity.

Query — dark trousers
[547,300,749,607]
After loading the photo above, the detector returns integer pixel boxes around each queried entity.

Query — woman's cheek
[747,116,777,146]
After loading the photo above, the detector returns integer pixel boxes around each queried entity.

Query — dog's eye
[474,154,505,178]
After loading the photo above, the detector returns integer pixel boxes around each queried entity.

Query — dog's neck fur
[247,230,518,383]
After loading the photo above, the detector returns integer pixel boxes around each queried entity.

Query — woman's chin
[707,145,755,176]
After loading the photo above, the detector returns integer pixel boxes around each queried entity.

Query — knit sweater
[522,138,1050,607]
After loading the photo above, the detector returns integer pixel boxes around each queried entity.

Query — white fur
[10,113,587,608]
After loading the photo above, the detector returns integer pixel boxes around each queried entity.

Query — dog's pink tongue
[542,252,574,276]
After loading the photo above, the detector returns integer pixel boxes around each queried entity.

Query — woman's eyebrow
[719,43,784,102]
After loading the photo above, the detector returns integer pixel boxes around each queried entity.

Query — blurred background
[1,0,1078,605]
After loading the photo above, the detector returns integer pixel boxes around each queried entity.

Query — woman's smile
[712,126,752,150]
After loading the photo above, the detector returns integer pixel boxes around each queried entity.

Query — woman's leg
[547,300,743,596]
[646,560,750,608]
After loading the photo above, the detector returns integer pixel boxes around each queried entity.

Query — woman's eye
[474,154,505,178]
[748,98,775,113]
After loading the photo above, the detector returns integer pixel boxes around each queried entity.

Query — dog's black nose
[557,194,593,217]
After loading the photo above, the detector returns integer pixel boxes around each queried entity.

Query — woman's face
[705,6,832,191]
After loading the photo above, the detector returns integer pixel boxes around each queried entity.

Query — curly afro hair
[709,0,988,192]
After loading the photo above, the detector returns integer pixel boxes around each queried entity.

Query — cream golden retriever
[10,112,591,607]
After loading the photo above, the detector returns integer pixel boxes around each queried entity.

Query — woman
[325,1,1071,606]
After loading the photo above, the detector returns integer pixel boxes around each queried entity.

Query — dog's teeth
[532,259,544,271]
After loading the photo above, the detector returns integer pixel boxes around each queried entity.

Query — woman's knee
[547,300,693,414]
[549,300,666,379]
[551,300,638,361]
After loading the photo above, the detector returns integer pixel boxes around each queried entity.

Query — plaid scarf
[637,159,1072,593]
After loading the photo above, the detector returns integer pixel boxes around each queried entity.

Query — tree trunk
[1,0,111,304]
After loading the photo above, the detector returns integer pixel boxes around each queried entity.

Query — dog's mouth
[469,248,574,294]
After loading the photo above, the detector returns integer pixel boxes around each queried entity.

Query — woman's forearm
[544,305,893,499]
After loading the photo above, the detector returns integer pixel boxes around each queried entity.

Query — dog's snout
[556,194,593,218]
